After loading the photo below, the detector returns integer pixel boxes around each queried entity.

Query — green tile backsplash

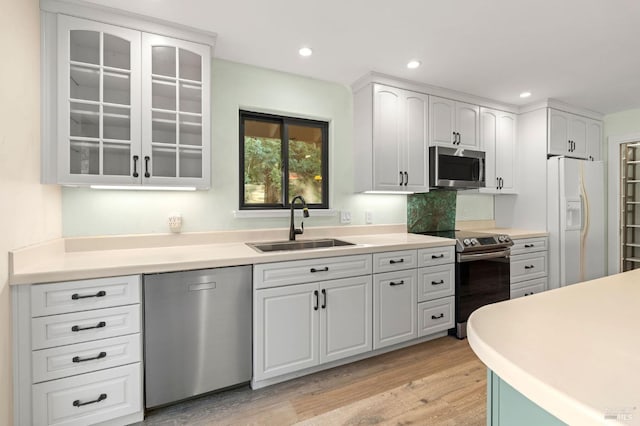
[407,190,457,233]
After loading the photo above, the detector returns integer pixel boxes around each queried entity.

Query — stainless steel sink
[247,238,355,253]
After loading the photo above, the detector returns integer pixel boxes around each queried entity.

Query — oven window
[456,256,510,322]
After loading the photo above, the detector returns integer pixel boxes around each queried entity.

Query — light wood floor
[138,336,486,425]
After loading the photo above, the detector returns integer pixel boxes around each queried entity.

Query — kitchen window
[239,111,329,209]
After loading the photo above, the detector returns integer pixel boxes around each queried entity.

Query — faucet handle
[295,222,304,236]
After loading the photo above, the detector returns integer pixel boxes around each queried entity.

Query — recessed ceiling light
[520,91,532,98]
[407,60,421,69]
[298,47,313,57]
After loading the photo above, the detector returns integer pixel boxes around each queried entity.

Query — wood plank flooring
[137,336,486,425]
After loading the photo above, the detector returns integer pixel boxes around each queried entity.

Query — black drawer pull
[431,313,444,320]
[144,156,151,178]
[72,351,107,363]
[431,254,445,259]
[71,290,106,300]
[431,280,445,285]
[524,265,535,270]
[524,244,535,248]
[310,267,329,273]
[313,290,319,310]
[132,155,139,178]
[71,321,106,332]
[389,258,404,264]
[390,280,405,286]
[73,393,107,407]
[321,289,327,309]
[524,292,535,296]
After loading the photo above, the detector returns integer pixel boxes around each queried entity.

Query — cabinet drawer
[31,275,141,317]
[418,296,454,337]
[417,246,455,267]
[510,251,548,283]
[254,254,372,289]
[32,334,141,383]
[372,250,417,273]
[32,363,142,426]
[32,305,141,350]
[510,278,547,299]
[417,264,455,302]
[510,237,547,256]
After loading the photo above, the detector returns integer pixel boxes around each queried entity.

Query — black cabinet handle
[404,171,408,186]
[524,292,535,296]
[71,321,106,332]
[390,280,405,286]
[431,280,445,286]
[524,244,535,248]
[144,156,150,178]
[71,290,106,300]
[132,155,139,178]
[499,177,504,189]
[313,290,319,310]
[310,266,329,273]
[452,131,457,144]
[399,171,404,186]
[431,313,444,320]
[524,265,535,270]
[72,351,107,363]
[496,177,500,190]
[389,258,404,264]
[431,254,445,259]
[457,132,461,145]
[321,289,326,309]
[73,393,107,407]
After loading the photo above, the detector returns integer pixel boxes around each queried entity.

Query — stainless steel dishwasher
[144,266,252,408]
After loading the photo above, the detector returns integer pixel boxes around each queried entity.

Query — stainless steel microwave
[429,146,485,189]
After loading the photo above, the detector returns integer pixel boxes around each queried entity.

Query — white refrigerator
[547,157,605,288]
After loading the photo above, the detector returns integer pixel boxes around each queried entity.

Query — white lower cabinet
[12,275,143,426]
[32,363,141,426]
[510,237,549,299]
[373,269,417,349]
[253,275,372,382]
[418,296,455,337]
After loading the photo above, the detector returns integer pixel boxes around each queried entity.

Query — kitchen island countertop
[468,269,640,425]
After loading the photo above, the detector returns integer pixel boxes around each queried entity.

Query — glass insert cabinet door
[57,15,142,184]
[141,34,211,187]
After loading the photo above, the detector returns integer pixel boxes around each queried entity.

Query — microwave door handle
[479,158,485,184]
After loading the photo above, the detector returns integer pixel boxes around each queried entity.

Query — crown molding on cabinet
[518,98,603,120]
[351,71,520,114]
[40,0,217,49]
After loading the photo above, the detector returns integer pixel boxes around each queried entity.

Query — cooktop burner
[414,230,513,252]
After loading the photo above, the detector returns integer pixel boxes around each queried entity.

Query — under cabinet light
[519,91,532,98]
[90,185,197,191]
[298,47,313,57]
[407,60,421,69]
[364,190,414,195]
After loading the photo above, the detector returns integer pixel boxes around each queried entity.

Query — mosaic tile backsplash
[407,190,457,233]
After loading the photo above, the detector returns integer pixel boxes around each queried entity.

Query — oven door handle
[457,249,510,262]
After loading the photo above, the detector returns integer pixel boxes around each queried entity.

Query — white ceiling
[84,0,640,114]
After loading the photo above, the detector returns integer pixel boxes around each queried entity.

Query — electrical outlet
[340,210,351,224]
[168,213,182,233]
[365,211,373,224]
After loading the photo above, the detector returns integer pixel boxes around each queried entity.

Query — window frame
[239,110,329,210]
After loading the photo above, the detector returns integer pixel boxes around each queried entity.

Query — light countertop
[9,228,454,285]
[468,269,640,425]
[9,224,547,286]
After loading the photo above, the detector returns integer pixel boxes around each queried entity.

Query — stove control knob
[463,238,471,246]
[470,238,479,246]
[498,235,506,242]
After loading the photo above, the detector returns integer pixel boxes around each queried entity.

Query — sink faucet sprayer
[289,195,309,241]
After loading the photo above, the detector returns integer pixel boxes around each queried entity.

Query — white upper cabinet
[142,34,210,187]
[429,96,479,149]
[480,108,516,194]
[57,15,142,186]
[547,108,590,159]
[354,83,429,193]
[43,13,212,188]
[586,119,602,161]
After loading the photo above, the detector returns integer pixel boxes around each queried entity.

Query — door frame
[607,132,640,275]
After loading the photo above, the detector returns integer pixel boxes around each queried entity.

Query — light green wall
[62,59,492,236]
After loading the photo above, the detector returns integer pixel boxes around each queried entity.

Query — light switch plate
[365,211,373,224]
[340,210,351,224]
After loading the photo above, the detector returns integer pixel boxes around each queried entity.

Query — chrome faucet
[289,195,309,241]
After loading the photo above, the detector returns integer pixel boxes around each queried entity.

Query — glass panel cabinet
[49,14,211,188]
[142,34,210,186]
